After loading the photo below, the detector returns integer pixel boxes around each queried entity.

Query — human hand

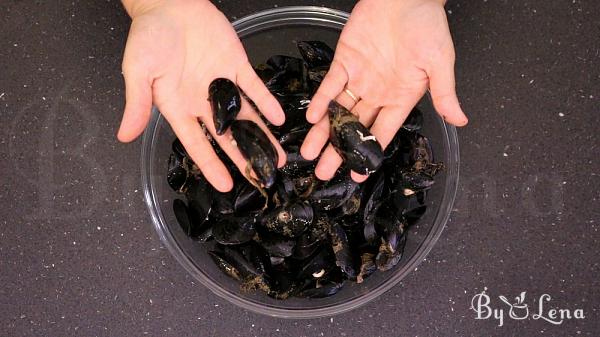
[300,0,467,183]
[117,0,286,192]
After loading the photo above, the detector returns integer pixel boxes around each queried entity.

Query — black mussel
[374,201,407,254]
[410,133,444,175]
[280,146,315,178]
[209,250,242,281]
[254,63,275,83]
[309,170,360,211]
[356,253,377,283]
[297,41,334,69]
[329,222,356,278]
[298,280,343,298]
[361,172,387,244]
[292,174,317,197]
[383,128,413,163]
[231,120,279,189]
[393,192,427,226]
[209,78,242,135]
[212,216,257,245]
[292,230,326,260]
[398,171,436,196]
[173,199,193,236]
[402,107,424,132]
[172,138,187,159]
[167,153,188,192]
[233,182,266,215]
[238,242,270,276]
[267,264,298,299]
[376,234,407,271]
[261,200,313,237]
[270,256,285,266]
[256,230,296,257]
[266,56,309,95]
[184,176,213,232]
[297,246,336,280]
[276,94,311,135]
[210,246,263,280]
[329,101,384,175]
[213,190,235,215]
[273,174,296,205]
[279,127,309,148]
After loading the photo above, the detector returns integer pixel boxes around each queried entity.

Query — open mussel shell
[209,78,241,135]
[231,119,279,189]
[329,101,384,175]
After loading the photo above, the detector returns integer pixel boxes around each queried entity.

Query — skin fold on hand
[117,0,286,192]
[300,0,467,183]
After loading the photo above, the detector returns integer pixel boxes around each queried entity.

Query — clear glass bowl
[141,6,460,318]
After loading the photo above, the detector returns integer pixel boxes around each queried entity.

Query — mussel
[329,101,384,175]
[209,78,242,135]
[231,119,279,189]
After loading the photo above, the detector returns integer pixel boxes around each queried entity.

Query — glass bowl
[141,6,460,318]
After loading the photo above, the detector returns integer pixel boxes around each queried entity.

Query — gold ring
[344,87,359,103]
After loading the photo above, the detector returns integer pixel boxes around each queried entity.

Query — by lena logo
[470,288,585,327]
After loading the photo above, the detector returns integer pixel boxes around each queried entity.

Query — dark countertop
[1,0,598,336]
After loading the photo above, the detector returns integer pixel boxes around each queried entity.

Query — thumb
[427,56,468,127]
[117,66,153,142]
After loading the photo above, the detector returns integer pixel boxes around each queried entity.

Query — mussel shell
[231,120,279,189]
[356,252,377,283]
[212,216,257,245]
[309,170,359,211]
[172,138,187,159]
[328,101,384,175]
[185,176,213,223]
[173,199,193,236]
[167,153,188,192]
[297,246,336,280]
[266,55,309,95]
[297,41,334,69]
[233,182,266,215]
[376,234,407,272]
[402,107,424,132]
[261,200,313,237]
[292,231,326,260]
[209,78,241,135]
[210,246,262,279]
[254,63,275,83]
[280,146,315,178]
[298,281,343,298]
[329,222,356,278]
[256,230,296,257]
[374,202,407,254]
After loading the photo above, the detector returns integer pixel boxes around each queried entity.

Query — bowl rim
[140,5,460,319]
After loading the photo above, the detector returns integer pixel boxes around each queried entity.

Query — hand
[300,0,467,183]
[117,0,286,192]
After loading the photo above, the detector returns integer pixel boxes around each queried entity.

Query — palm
[118,0,286,192]
[300,0,467,182]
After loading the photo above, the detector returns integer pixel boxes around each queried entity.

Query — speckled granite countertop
[1,0,598,336]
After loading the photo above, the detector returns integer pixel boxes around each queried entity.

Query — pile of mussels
[167,41,443,299]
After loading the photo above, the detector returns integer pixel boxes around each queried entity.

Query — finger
[335,89,358,111]
[237,62,285,126]
[117,66,153,142]
[166,114,233,192]
[300,116,330,160]
[306,60,349,124]
[314,144,343,181]
[201,113,252,179]
[351,100,380,127]
[428,56,468,126]
[238,100,287,168]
